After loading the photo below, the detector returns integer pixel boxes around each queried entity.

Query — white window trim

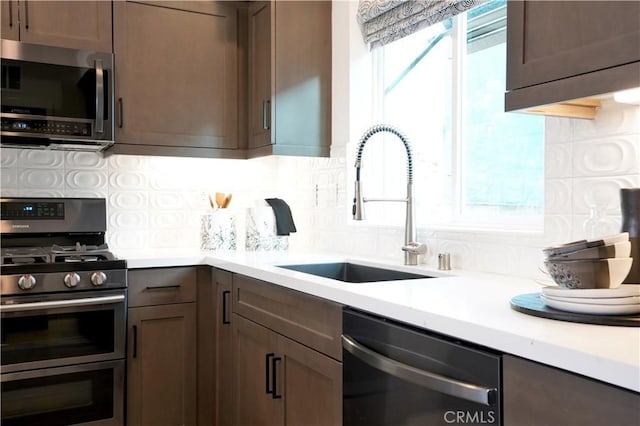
[350,5,544,234]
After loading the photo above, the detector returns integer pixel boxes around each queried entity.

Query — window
[360,0,544,230]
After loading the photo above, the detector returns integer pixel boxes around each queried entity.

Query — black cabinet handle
[132,325,138,358]
[24,0,29,30]
[271,356,282,399]
[222,290,231,325]
[262,99,270,130]
[265,353,275,395]
[117,98,124,128]
[8,1,13,27]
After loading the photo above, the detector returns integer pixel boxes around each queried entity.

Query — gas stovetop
[1,243,118,265]
[0,243,127,294]
[0,197,127,294]
[0,243,126,275]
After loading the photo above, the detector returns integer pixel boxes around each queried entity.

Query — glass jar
[583,204,617,240]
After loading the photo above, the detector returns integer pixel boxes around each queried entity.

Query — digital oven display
[1,202,65,220]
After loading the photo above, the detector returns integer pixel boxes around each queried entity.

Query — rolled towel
[265,198,297,236]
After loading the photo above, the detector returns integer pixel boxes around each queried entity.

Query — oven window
[2,309,115,365]
[1,59,109,120]
[1,366,115,426]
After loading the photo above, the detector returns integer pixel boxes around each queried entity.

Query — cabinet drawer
[232,274,342,360]
[128,267,197,307]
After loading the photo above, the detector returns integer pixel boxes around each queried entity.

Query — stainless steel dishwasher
[343,308,501,425]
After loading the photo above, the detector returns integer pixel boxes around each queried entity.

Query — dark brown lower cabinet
[278,327,342,426]
[215,270,234,426]
[234,314,280,426]
[127,303,197,426]
[503,354,640,426]
[198,268,234,426]
[233,314,342,426]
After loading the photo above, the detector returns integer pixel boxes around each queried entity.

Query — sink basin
[277,262,433,283]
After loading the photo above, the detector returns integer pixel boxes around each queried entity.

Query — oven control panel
[1,201,65,220]
[0,198,106,234]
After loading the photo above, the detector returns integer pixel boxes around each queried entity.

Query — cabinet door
[278,333,342,426]
[507,1,640,90]
[248,1,272,150]
[17,1,112,51]
[272,1,331,155]
[247,1,331,157]
[503,355,640,426]
[233,314,282,426]
[128,303,197,426]
[113,1,239,153]
[215,270,234,426]
[1,1,19,41]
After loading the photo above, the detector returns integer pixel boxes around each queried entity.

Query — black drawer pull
[145,284,181,291]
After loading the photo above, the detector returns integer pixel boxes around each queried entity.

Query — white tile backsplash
[572,175,640,214]
[545,142,572,178]
[18,150,64,168]
[572,136,639,177]
[545,178,573,215]
[18,168,64,190]
[1,101,638,279]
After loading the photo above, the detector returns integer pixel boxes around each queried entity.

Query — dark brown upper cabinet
[247,1,332,158]
[1,0,112,52]
[505,0,640,119]
[111,1,243,158]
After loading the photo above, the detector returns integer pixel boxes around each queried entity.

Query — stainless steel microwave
[1,39,114,152]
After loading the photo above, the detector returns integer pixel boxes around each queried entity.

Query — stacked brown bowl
[543,233,632,289]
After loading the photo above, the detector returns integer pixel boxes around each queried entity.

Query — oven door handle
[341,334,497,406]
[1,295,125,313]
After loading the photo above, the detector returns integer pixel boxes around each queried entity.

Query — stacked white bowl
[541,233,640,315]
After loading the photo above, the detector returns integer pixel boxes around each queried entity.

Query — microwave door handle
[95,59,104,134]
[341,334,497,406]
[0,295,125,313]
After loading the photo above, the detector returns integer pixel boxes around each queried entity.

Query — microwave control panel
[1,117,91,137]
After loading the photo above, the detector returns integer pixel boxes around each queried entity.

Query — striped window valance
[357,0,487,49]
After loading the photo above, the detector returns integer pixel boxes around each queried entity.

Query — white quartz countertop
[117,248,640,393]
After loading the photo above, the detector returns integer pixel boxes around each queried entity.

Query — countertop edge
[118,250,640,393]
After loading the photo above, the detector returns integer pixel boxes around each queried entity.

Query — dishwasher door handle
[342,334,497,406]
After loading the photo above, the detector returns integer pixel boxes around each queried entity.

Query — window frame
[366,1,544,232]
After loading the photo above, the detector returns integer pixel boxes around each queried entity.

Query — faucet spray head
[353,178,364,220]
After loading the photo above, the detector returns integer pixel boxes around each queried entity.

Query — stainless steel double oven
[1,198,127,425]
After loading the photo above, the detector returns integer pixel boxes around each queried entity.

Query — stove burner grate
[1,243,117,266]
[50,243,115,263]
[1,247,51,265]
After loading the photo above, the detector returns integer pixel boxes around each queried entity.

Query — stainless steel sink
[277,262,433,283]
